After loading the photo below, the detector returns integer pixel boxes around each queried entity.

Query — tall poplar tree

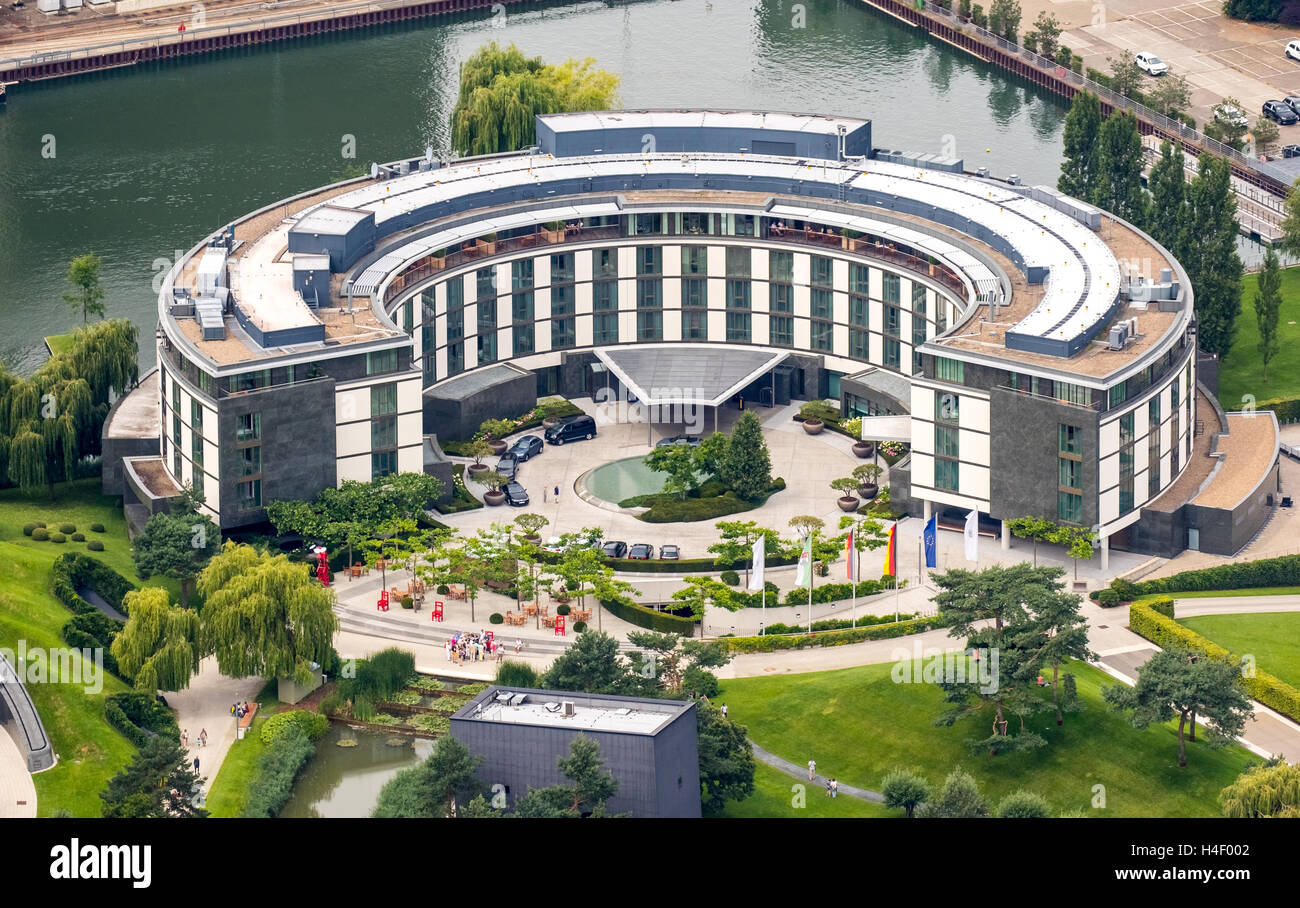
[1145,140,1188,254]
[1255,245,1282,383]
[1180,155,1243,359]
[1092,110,1147,225]
[1058,91,1102,202]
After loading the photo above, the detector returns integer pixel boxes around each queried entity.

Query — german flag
[882,524,896,579]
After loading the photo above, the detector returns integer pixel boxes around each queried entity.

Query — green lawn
[205,716,270,818]
[1219,265,1300,410]
[719,659,1255,818]
[1161,587,1300,599]
[1179,612,1300,690]
[0,479,177,815]
[711,761,895,818]
[44,334,75,358]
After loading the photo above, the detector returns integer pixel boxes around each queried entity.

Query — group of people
[806,760,839,798]
[445,631,517,663]
[181,728,208,748]
[230,701,252,720]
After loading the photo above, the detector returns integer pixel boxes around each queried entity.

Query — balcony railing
[996,384,1101,411]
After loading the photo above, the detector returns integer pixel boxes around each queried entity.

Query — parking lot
[440,400,872,561]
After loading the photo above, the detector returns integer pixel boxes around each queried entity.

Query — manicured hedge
[105,692,178,748]
[1127,601,1300,723]
[1147,596,1175,619]
[598,595,697,634]
[1118,554,1300,597]
[723,613,950,653]
[1096,589,1120,608]
[241,725,316,818]
[762,613,916,635]
[52,552,134,616]
[260,709,329,747]
[782,579,893,606]
[87,540,105,552]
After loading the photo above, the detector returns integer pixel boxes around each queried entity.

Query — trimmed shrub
[496,660,539,687]
[573,621,587,633]
[489,612,504,624]
[71,532,85,542]
[22,523,36,536]
[32,528,48,541]
[51,553,134,617]
[599,595,697,634]
[762,613,917,635]
[59,523,76,534]
[1127,602,1300,723]
[436,584,450,595]
[260,709,329,746]
[105,692,178,747]
[241,725,315,818]
[90,523,105,533]
[555,603,570,616]
[720,570,741,586]
[725,614,947,653]
[401,595,414,609]
[50,533,66,543]
[1123,553,1300,597]
[1096,589,1120,608]
[34,521,46,529]
[458,682,489,697]
[1148,595,1175,619]
[87,540,105,552]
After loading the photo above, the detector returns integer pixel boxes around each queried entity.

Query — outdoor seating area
[346,562,370,579]
[503,612,527,626]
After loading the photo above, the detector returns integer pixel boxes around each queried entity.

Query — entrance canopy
[858,415,911,443]
[593,345,791,408]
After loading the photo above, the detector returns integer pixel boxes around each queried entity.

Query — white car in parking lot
[1135,52,1168,76]
[1287,39,1300,61]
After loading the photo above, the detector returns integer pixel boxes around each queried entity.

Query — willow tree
[111,587,202,692]
[197,542,338,683]
[450,41,620,156]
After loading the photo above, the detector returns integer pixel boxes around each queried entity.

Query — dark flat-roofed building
[450,686,700,818]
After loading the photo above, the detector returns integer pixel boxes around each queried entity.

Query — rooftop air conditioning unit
[1108,324,1130,351]
[1007,174,1021,186]
[561,701,576,717]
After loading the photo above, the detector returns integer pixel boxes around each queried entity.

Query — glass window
[883,338,900,370]
[637,279,662,309]
[1058,457,1080,489]
[682,277,707,309]
[636,247,662,276]
[726,311,751,343]
[810,320,833,352]
[936,392,959,423]
[1109,381,1128,408]
[512,291,534,323]
[726,280,751,310]
[770,316,794,348]
[478,298,497,333]
[371,383,397,417]
[365,350,397,376]
[231,369,272,392]
[725,247,751,278]
[633,213,662,236]
[371,450,397,480]
[191,432,203,468]
[478,332,497,364]
[912,281,927,312]
[237,479,262,509]
[447,342,464,376]
[934,458,959,492]
[770,251,794,283]
[551,319,575,350]
[593,313,619,345]
[513,324,535,356]
[811,288,833,320]
[512,259,534,291]
[235,412,261,443]
[849,295,868,328]
[237,445,261,478]
[935,357,964,383]
[1057,491,1082,523]
[1055,382,1092,408]
[371,415,397,449]
[1059,424,1081,455]
[476,267,496,301]
[550,253,574,283]
[882,272,901,305]
[682,310,708,341]
[682,246,708,275]
[884,306,901,338]
[682,213,712,236]
[810,256,833,288]
[593,281,617,311]
[594,249,617,278]
[849,329,869,360]
[849,264,870,295]
[637,310,663,342]
[770,283,793,313]
[935,424,959,458]
[551,284,574,317]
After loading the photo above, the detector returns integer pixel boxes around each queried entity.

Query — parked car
[509,434,544,461]
[504,482,529,507]
[655,434,702,448]
[545,414,598,446]
[1284,96,1300,117]
[495,453,519,479]
[658,544,680,560]
[1214,104,1249,129]
[1287,39,1300,61]
[602,540,628,559]
[1264,100,1299,125]
[1135,52,1168,76]
[628,543,655,560]
[1284,144,1300,158]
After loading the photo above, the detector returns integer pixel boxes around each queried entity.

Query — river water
[0,0,1069,373]
[278,723,433,818]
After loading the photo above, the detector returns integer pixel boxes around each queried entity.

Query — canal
[0,0,1070,374]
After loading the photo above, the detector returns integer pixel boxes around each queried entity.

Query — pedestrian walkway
[749,740,884,803]
[0,728,37,818]
[164,657,265,801]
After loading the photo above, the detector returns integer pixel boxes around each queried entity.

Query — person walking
[553,485,560,503]
[830,779,838,799]
[720,704,728,718]
[193,756,200,775]
[807,759,816,781]
[181,729,189,747]
[199,729,208,748]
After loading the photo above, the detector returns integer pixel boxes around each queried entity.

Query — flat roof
[1192,411,1279,510]
[104,369,160,440]
[454,686,692,735]
[294,204,373,234]
[538,109,870,135]
[594,345,789,407]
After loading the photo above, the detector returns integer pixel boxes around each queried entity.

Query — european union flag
[923,514,938,569]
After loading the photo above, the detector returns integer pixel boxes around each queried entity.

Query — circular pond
[579,456,670,505]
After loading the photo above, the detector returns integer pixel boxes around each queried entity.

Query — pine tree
[132,489,220,608]
[1092,110,1148,225]
[720,410,772,500]
[100,736,207,818]
[1058,91,1102,202]
[1180,155,1243,359]
[1255,245,1282,383]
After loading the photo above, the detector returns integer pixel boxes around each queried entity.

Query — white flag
[748,536,766,591]
[964,509,979,562]
[795,534,813,588]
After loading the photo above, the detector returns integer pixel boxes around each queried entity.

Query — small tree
[918,766,988,818]
[1219,761,1300,818]
[63,253,107,325]
[797,400,838,424]
[853,463,883,488]
[467,438,494,467]
[132,485,220,608]
[111,587,202,692]
[478,470,508,493]
[1032,10,1062,59]
[373,735,485,817]
[996,790,1052,818]
[1279,175,1300,259]
[1146,73,1192,117]
[720,410,773,499]
[100,736,207,818]
[707,520,781,588]
[1053,525,1096,582]
[479,417,515,442]
[697,701,755,813]
[881,767,931,818]
[644,442,699,500]
[1104,649,1253,767]
[1256,245,1282,383]
[830,476,860,501]
[1005,515,1056,567]
[1106,50,1143,99]
[1253,115,1280,153]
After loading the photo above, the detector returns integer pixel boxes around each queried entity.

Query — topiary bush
[87,540,105,551]
[22,524,36,536]
[59,523,76,534]
[401,595,414,609]
[720,569,740,586]
[1147,595,1175,619]
[1096,589,1120,608]
[32,528,48,541]
[437,584,449,595]
[71,532,85,542]
[260,709,329,746]
[50,532,66,544]
[573,621,587,633]
[555,603,570,616]
[90,523,105,533]
[489,613,504,624]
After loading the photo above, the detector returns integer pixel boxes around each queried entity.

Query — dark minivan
[544,414,597,445]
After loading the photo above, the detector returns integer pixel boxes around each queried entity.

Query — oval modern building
[104,110,1277,563]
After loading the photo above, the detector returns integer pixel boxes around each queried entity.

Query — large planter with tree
[466,438,494,476]
[798,400,838,436]
[852,439,875,459]
[831,477,861,512]
[480,418,514,455]
[479,470,508,507]
[854,463,883,500]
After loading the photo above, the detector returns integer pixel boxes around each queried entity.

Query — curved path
[750,741,884,804]
[0,725,37,818]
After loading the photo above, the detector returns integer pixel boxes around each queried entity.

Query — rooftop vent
[561,701,576,717]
